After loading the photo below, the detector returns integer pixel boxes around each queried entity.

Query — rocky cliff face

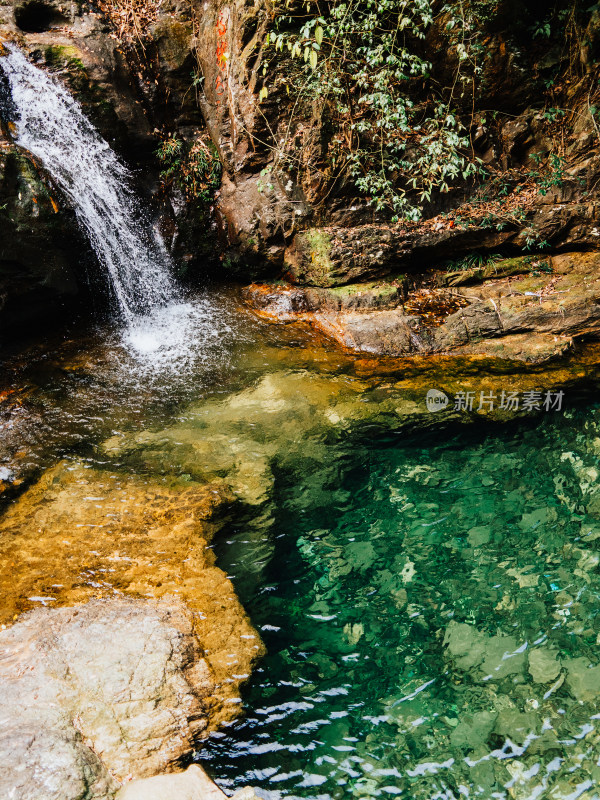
[0,134,89,337]
[3,0,600,354]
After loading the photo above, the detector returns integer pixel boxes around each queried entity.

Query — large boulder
[0,599,205,792]
[0,597,237,799]
[0,461,266,799]
[0,462,265,724]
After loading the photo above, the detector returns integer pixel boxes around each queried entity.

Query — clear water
[200,410,600,800]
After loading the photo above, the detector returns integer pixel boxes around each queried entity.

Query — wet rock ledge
[244,251,600,364]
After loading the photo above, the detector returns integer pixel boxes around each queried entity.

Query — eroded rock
[0,597,221,797]
[284,224,515,288]
[245,251,600,363]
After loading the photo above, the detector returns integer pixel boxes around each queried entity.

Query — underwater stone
[480,634,527,681]
[345,541,377,571]
[443,621,487,671]
[467,525,492,547]
[519,507,558,530]
[494,710,539,746]
[449,710,498,750]
[564,657,600,702]
[528,648,561,684]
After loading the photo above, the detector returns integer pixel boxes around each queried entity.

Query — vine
[261,0,478,222]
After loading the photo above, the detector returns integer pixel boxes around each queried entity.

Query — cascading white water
[1,45,177,323]
[0,45,230,371]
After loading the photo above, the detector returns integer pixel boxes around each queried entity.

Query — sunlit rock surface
[0,462,264,726]
[0,598,262,800]
[0,597,207,796]
[116,764,261,799]
[244,252,600,363]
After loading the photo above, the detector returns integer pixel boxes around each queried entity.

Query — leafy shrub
[263,0,477,221]
[156,137,221,203]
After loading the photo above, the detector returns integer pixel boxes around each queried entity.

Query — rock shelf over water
[0,462,264,798]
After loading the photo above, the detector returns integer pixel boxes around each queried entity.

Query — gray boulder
[0,597,220,799]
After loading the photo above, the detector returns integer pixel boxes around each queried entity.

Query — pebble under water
[201,408,600,800]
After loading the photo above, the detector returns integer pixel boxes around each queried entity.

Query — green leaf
[309,48,318,69]
[315,25,323,45]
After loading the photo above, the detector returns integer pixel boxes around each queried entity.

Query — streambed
[1,291,600,800]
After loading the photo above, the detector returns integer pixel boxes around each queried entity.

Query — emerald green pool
[201,410,600,800]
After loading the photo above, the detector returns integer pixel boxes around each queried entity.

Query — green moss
[43,45,86,73]
[326,279,403,299]
[41,46,119,135]
[509,275,549,293]
[304,228,334,283]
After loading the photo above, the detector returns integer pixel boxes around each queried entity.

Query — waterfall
[0,45,178,324]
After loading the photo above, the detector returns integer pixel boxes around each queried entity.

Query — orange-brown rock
[0,462,264,727]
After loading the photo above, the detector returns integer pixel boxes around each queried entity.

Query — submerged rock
[101,369,376,505]
[564,656,600,702]
[443,621,527,681]
[528,648,561,684]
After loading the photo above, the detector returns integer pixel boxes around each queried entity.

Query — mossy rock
[437,255,549,288]
[43,44,85,72]
[304,279,407,311]
[285,225,399,287]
